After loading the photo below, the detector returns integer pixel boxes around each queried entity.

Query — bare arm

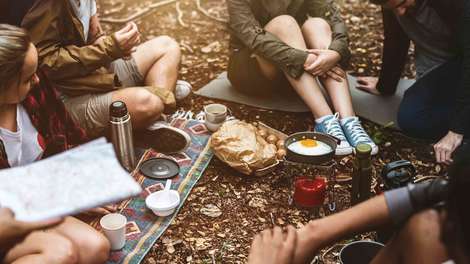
[293,195,391,264]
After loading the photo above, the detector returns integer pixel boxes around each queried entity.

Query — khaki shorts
[63,58,144,137]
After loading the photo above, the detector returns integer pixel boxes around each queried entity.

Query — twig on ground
[195,0,228,23]
[101,2,125,16]
[180,42,194,53]
[101,0,178,24]
[320,244,344,262]
[414,175,440,183]
[176,1,188,27]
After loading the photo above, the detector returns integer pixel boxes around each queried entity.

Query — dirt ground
[96,0,443,263]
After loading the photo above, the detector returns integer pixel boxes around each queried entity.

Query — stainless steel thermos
[110,101,136,171]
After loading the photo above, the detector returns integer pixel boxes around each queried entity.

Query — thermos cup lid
[356,143,372,156]
[110,101,128,118]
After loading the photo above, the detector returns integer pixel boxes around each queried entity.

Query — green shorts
[227,48,290,95]
[62,58,144,137]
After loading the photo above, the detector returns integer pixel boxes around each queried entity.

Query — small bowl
[145,190,180,217]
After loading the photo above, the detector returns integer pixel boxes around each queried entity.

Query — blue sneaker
[341,117,379,155]
[315,114,353,155]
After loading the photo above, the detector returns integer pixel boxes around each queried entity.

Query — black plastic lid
[110,101,128,118]
[140,158,180,180]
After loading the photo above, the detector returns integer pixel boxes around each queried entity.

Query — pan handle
[326,134,342,145]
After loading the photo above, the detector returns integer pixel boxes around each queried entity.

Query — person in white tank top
[0,24,110,264]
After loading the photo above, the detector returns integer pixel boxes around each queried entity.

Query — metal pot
[284,132,339,165]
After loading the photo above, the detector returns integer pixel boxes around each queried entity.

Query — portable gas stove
[280,159,338,213]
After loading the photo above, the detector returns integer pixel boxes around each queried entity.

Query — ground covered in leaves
[97,0,443,263]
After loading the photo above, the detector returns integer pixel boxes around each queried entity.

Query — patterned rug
[89,118,213,264]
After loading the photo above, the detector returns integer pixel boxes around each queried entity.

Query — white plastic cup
[204,104,227,132]
[100,213,127,251]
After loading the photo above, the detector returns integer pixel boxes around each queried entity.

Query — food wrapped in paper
[211,120,277,175]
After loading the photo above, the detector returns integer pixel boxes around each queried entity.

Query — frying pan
[284,132,340,165]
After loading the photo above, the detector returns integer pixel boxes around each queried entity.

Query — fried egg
[287,139,332,156]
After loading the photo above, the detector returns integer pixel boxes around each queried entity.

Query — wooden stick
[101,2,125,17]
[101,0,178,24]
[176,1,188,27]
[195,0,228,23]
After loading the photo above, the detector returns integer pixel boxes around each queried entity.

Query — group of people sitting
[0,0,468,263]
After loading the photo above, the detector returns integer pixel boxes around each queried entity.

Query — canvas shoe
[139,121,191,154]
[175,80,192,101]
[341,117,379,155]
[314,113,353,156]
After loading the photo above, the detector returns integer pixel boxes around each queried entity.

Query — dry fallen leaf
[200,204,222,218]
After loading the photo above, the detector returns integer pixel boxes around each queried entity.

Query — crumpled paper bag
[210,120,277,175]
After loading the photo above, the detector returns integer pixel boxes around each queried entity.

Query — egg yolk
[300,139,318,148]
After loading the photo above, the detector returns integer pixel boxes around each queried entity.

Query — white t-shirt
[0,105,44,167]
[69,0,97,42]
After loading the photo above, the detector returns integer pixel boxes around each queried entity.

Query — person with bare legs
[0,24,110,264]
[22,0,192,153]
[227,0,378,155]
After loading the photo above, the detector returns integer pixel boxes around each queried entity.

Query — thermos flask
[351,143,373,205]
[110,101,136,171]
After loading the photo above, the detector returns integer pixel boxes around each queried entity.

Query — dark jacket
[377,0,463,95]
[227,0,350,79]
[457,0,470,135]
[0,71,88,169]
[378,0,468,135]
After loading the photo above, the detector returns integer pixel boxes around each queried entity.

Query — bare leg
[51,217,110,264]
[301,17,355,118]
[371,209,448,264]
[132,36,181,92]
[259,15,332,119]
[111,87,164,129]
[4,231,78,264]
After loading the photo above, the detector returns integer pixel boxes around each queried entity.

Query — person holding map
[0,24,110,264]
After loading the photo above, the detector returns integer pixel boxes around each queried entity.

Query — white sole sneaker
[142,123,191,154]
[175,80,192,101]
[336,143,353,156]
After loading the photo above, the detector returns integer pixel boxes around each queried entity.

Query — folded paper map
[0,138,142,221]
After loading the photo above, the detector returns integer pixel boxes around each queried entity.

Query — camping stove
[280,159,337,213]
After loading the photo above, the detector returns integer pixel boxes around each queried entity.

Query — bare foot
[356,76,381,95]
[248,226,297,264]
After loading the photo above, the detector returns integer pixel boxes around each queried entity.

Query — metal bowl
[284,132,339,165]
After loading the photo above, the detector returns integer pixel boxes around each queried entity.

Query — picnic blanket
[195,72,415,128]
[89,119,213,264]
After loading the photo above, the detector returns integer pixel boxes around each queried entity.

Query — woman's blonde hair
[0,24,31,92]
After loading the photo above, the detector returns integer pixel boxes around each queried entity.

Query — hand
[304,49,341,76]
[356,76,380,95]
[320,66,346,82]
[0,208,63,253]
[93,35,106,45]
[292,221,323,264]
[434,131,464,165]
[88,15,104,44]
[114,22,141,57]
[248,226,297,264]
